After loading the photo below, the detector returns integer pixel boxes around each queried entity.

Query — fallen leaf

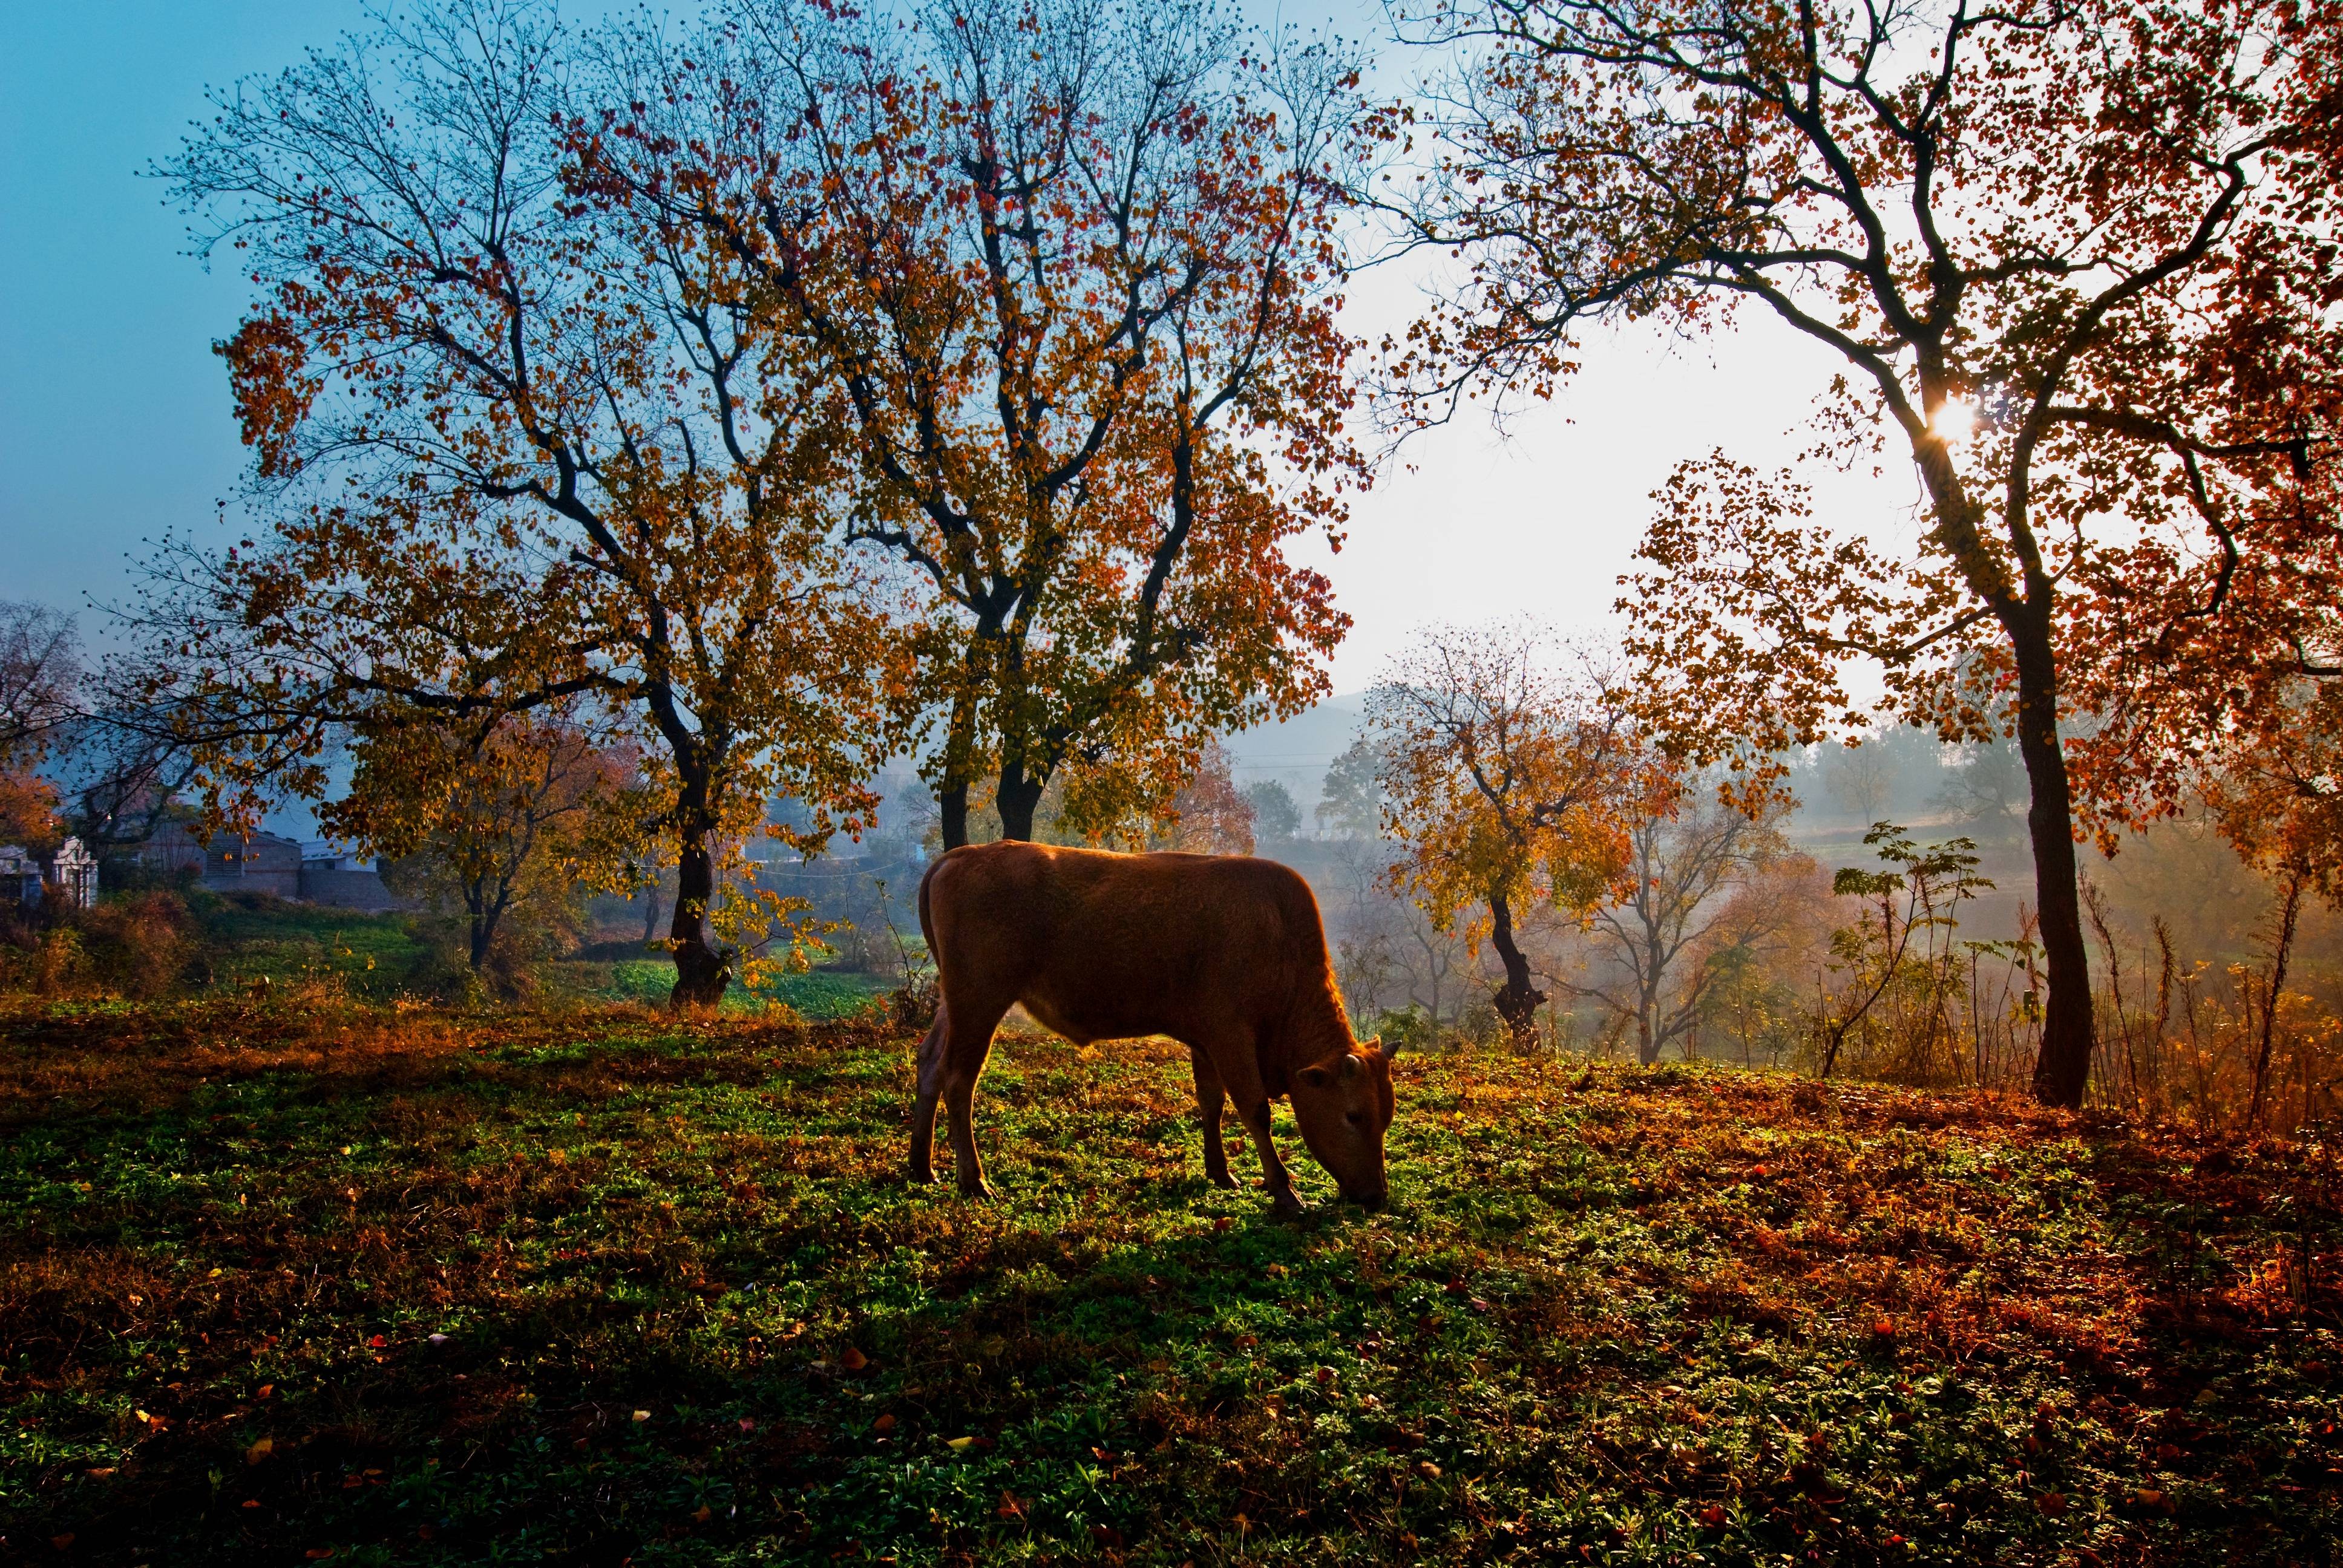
[2036,1491,2068,1515]
[51,1534,74,1549]
[247,1436,274,1465]
[947,1436,977,1452]
[1699,1504,1728,1528]
[841,1347,869,1371]
[1417,1461,1442,1480]
[632,1410,652,1423]
[692,1506,712,1523]
[243,1499,262,1509]
[738,1417,756,1432]
[873,1413,896,1432]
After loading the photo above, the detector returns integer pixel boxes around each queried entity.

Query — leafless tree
[1582,782,1797,1064]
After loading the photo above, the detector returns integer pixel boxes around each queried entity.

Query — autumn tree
[355,710,641,984]
[157,0,907,1005]
[1367,623,1640,1042]
[1152,737,1256,854]
[1583,768,1800,1065]
[1389,0,2343,1105]
[0,603,77,848]
[580,0,1363,847]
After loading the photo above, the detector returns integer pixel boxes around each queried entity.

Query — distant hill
[1222,691,1368,815]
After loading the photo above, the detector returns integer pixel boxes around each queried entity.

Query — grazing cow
[910,841,1397,1213]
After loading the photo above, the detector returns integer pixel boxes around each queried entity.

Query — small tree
[1153,739,1256,855]
[0,603,78,849]
[1368,623,1640,1042]
[1315,737,1384,839]
[358,713,641,986]
[1818,825,1995,1082]
[1244,779,1303,845]
[1584,771,1799,1065]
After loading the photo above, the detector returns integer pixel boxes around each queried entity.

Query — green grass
[188,895,426,999]
[1,1000,2337,1565]
[594,960,889,1019]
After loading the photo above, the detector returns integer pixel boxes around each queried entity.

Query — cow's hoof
[958,1179,996,1201]
[1205,1171,1239,1191]
[1269,1193,1309,1218]
[908,1165,940,1186]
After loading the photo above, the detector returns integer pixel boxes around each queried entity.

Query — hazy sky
[0,1,1913,694]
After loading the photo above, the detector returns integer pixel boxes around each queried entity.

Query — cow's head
[1289,1036,1397,1209]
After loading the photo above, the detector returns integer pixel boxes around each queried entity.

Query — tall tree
[1366,622,1640,1042]
[580,0,1363,846]
[157,0,906,1005]
[1389,0,2342,1105]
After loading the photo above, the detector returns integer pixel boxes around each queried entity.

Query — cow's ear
[1366,1033,1395,1062]
[1296,1062,1334,1089]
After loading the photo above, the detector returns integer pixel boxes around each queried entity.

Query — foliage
[155,0,910,1007]
[2203,682,2343,908]
[1150,739,1257,855]
[362,713,646,990]
[2,1001,2339,1563]
[1817,825,1999,1084]
[1582,777,1804,1066]
[1386,0,2343,1110]
[580,0,1365,848]
[1314,737,1385,840]
[1244,780,1303,844]
[1367,624,1645,1039]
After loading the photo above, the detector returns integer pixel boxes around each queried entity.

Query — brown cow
[909,841,1396,1213]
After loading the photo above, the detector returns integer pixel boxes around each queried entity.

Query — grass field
[2,999,2338,1566]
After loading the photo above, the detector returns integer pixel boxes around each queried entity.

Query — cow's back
[921,841,1325,1046]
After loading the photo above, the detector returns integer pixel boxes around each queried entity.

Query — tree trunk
[640,880,663,945]
[939,782,971,852]
[2247,871,2305,1128]
[667,774,730,1010]
[996,759,1045,843]
[1486,890,1545,1045]
[2010,616,2096,1108]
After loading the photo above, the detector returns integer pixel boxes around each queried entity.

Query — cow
[909,840,1397,1214]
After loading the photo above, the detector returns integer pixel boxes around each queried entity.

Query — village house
[0,838,99,910]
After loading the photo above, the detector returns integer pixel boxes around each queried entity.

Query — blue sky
[0,1,1894,694]
[2,3,378,618]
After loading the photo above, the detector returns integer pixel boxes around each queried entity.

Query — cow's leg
[1235,1097,1307,1216]
[937,999,1009,1200]
[1190,1047,1237,1191]
[908,1004,951,1184]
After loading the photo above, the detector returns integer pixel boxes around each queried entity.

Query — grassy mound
[1,1001,2336,1565]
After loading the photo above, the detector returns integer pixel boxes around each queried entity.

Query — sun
[1931,397,1978,445]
